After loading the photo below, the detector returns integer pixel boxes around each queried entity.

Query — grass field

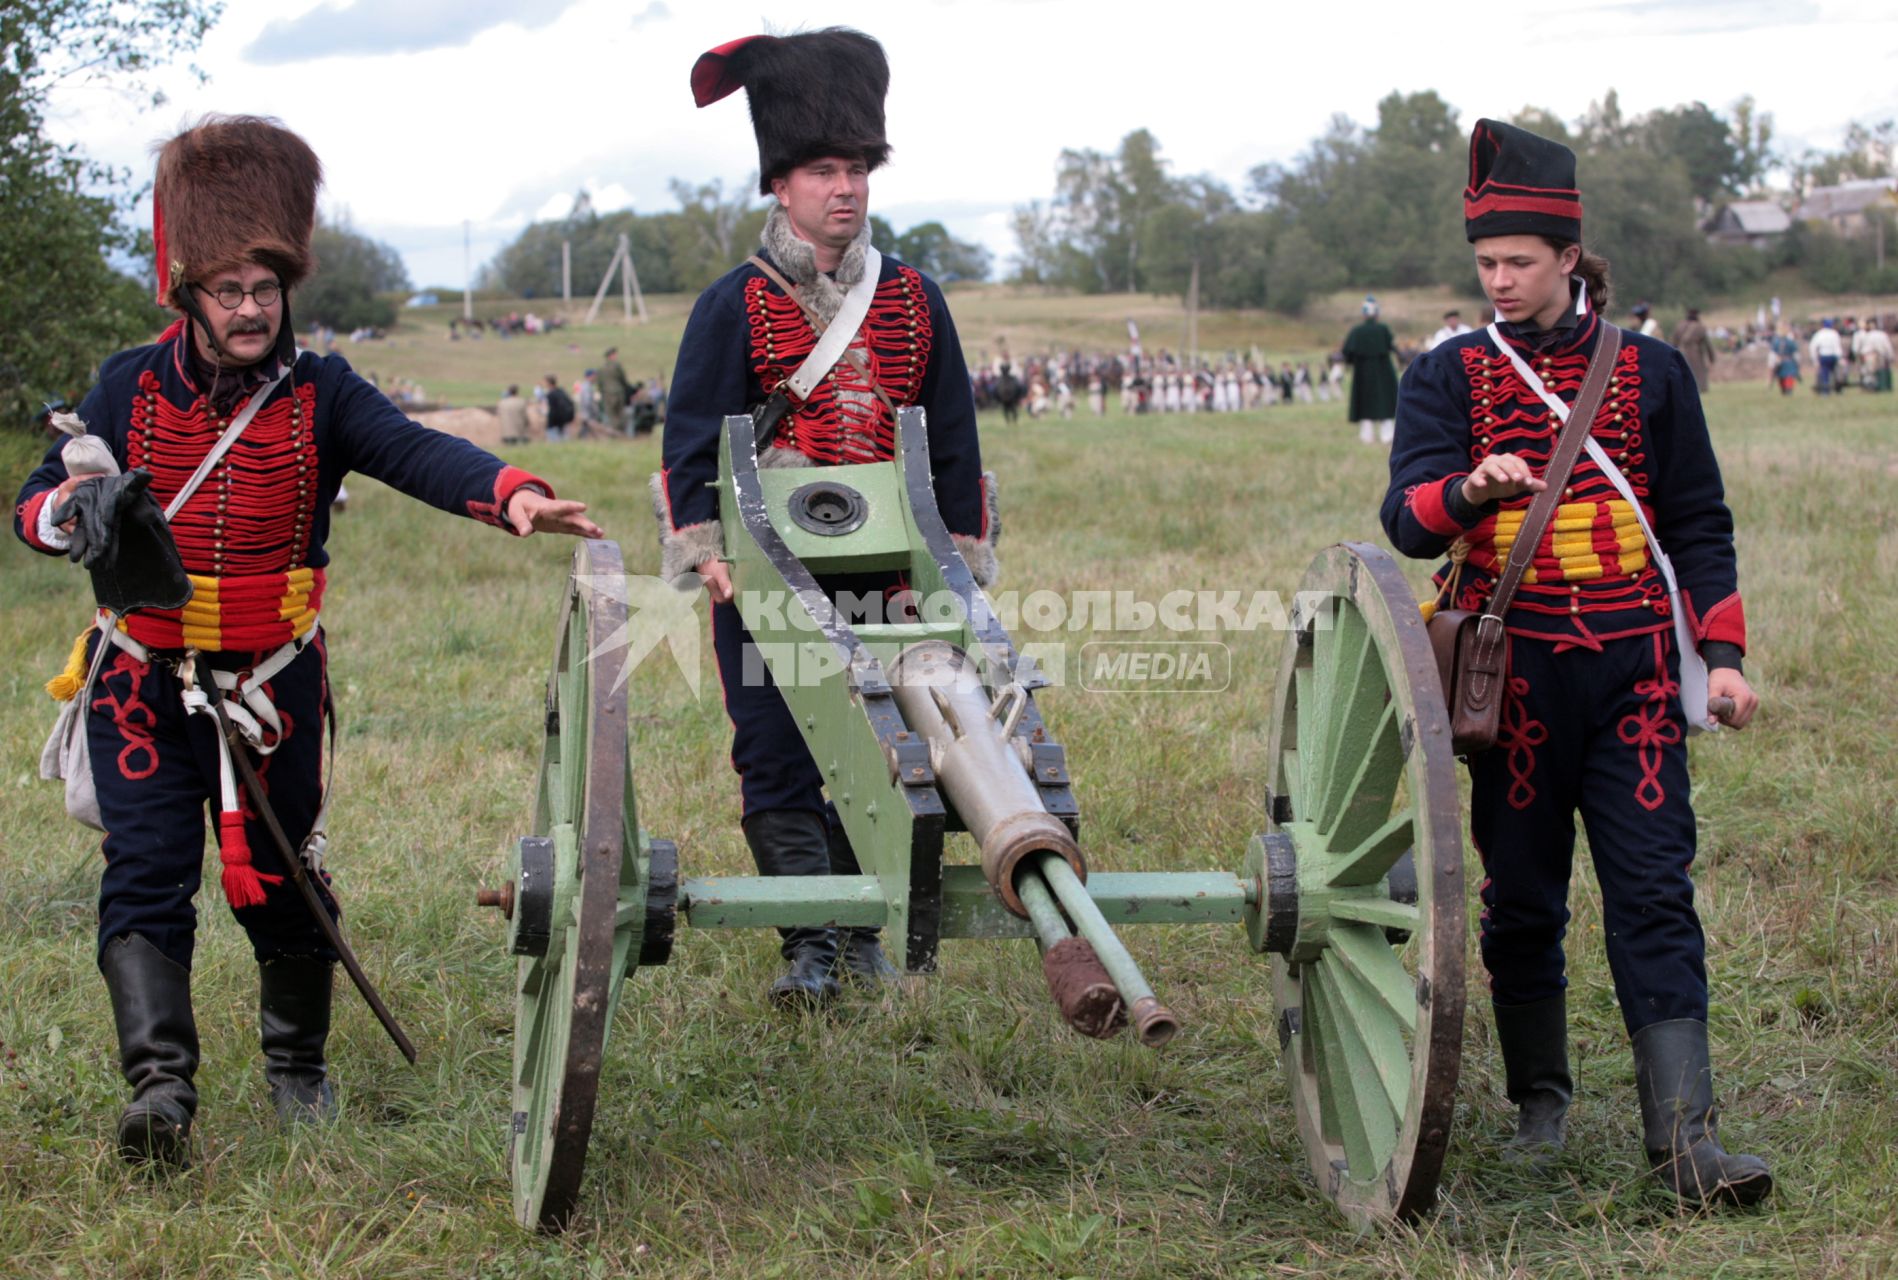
[2,367,1896,1277]
[374,273,1895,412]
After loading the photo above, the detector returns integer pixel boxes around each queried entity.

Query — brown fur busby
[691,28,890,196]
[152,115,323,308]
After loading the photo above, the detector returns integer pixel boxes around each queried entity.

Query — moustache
[227,320,272,336]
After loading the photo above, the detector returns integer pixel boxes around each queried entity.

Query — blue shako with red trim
[1464,118,1583,243]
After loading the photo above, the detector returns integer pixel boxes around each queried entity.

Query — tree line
[477,183,993,301]
[1011,91,1897,312]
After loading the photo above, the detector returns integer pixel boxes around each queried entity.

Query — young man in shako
[1381,120,1770,1206]
[13,115,602,1168]
[653,28,996,1008]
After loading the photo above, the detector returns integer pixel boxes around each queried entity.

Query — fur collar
[760,206,873,329]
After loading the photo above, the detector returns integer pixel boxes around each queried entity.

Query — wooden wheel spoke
[1327,896,1421,932]
[1318,950,1411,1120]
[1328,809,1414,888]
[1324,922,1418,1036]
[1305,966,1400,1180]
[1314,607,1381,835]
[1308,608,1345,794]
[1291,666,1315,814]
[1322,701,1404,853]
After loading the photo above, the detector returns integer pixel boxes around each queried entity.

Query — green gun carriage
[480,408,1466,1232]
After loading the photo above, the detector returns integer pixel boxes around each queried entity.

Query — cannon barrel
[889,640,1176,1047]
[886,641,1085,917]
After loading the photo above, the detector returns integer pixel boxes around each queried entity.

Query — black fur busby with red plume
[152,115,323,310]
[691,28,890,196]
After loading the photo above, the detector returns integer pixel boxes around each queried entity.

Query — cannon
[480,408,1465,1232]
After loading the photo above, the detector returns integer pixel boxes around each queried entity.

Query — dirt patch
[415,406,503,449]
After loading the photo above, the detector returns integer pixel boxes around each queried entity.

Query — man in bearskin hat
[13,115,602,1168]
[653,28,996,1008]
[1381,118,1770,1206]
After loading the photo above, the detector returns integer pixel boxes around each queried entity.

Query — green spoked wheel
[495,541,675,1232]
[1247,541,1466,1228]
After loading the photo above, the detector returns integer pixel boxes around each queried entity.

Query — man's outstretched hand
[508,489,604,538]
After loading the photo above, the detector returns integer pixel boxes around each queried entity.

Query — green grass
[2,382,1896,1277]
[377,277,1898,413]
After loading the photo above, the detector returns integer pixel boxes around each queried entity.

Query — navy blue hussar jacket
[1381,307,1746,655]
[652,247,994,582]
[15,320,551,650]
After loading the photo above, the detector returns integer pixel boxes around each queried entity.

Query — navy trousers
[710,571,909,822]
[85,631,339,970]
[1468,629,1707,1033]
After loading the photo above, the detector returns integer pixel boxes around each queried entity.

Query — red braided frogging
[1457,343,1663,624]
[746,267,932,464]
[1617,632,1681,811]
[127,369,320,577]
[94,650,160,781]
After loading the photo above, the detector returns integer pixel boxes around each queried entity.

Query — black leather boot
[260,956,338,1125]
[825,808,899,986]
[742,809,840,1009]
[99,933,199,1168]
[1494,994,1573,1171]
[1632,1018,1773,1206]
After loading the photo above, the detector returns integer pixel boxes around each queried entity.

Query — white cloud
[36,0,1898,289]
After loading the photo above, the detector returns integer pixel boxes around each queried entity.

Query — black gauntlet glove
[51,469,193,614]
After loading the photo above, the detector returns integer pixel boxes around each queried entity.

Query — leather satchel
[1426,324,1623,755]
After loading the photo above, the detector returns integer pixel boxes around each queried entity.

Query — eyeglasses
[194,280,283,310]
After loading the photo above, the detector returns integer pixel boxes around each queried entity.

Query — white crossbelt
[100,619,329,858]
[782,247,882,400]
[1483,323,1713,731]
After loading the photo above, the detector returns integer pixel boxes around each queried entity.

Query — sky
[38,0,1898,291]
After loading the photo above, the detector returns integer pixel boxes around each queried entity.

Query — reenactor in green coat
[1343,295,1399,444]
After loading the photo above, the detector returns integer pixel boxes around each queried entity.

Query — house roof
[1797,178,1898,222]
[1712,201,1792,235]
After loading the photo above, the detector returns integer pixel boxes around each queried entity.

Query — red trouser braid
[87,628,337,969]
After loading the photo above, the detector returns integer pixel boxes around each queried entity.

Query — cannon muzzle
[887,641,1084,917]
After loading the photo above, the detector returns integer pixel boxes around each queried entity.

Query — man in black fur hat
[653,27,996,1009]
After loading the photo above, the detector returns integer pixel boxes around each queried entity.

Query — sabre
[206,695,419,1064]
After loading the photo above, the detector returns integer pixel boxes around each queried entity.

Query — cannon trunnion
[481,410,1464,1232]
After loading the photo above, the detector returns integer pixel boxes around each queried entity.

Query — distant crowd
[498,346,667,443]
[971,349,1349,421]
[970,299,1896,426]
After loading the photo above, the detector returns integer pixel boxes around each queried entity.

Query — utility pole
[1185,257,1201,370]
[562,240,572,313]
[462,220,474,323]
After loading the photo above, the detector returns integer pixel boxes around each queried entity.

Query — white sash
[1483,324,1713,732]
[783,248,882,401]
